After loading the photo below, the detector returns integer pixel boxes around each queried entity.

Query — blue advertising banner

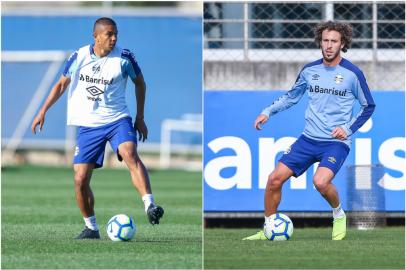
[204,91,405,212]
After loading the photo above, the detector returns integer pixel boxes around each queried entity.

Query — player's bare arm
[133,73,148,142]
[332,126,347,140]
[254,114,269,130]
[31,75,71,134]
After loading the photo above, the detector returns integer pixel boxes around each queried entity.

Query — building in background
[204,2,404,91]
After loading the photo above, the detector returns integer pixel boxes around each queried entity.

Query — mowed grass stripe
[2,166,202,269]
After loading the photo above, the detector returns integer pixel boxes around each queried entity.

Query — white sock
[84,215,99,231]
[264,215,272,224]
[142,194,155,213]
[333,204,345,219]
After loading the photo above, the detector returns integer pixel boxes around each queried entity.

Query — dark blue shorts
[279,135,350,177]
[73,117,137,169]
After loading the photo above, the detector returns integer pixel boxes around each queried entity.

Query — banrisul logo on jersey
[309,85,347,96]
[79,74,113,85]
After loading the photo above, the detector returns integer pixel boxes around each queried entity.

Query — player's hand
[134,118,148,142]
[31,113,45,134]
[254,114,269,130]
[332,126,347,140]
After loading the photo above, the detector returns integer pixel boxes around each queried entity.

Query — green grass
[2,166,202,269]
[204,227,405,269]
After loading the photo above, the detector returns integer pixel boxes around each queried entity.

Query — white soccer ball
[264,213,294,241]
[106,214,136,241]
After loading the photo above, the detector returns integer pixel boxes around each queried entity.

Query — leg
[118,141,164,225]
[243,162,295,240]
[118,141,151,196]
[264,162,295,217]
[73,163,95,217]
[73,163,100,239]
[313,166,339,208]
[313,166,346,240]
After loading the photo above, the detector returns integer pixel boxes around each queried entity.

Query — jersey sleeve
[341,71,376,136]
[261,69,308,117]
[121,49,142,81]
[62,51,78,77]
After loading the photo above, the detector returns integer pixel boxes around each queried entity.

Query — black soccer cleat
[147,204,164,225]
[75,227,100,240]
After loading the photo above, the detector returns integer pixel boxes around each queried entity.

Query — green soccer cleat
[242,230,267,240]
[332,215,347,240]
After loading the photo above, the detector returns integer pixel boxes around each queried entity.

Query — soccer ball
[106,214,136,241]
[263,213,294,241]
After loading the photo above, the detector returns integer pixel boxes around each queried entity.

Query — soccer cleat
[75,227,100,240]
[242,230,267,240]
[147,204,164,225]
[332,215,347,240]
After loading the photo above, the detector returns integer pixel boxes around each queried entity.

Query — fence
[347,164,386,229]
[203,1,405,90]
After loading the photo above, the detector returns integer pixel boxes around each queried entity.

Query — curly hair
[314,21,353,52]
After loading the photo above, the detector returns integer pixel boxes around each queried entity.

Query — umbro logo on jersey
[86,86,104,96]
[334,74,344,84]
[328,156,337,164]
[312,74,320,80]
[86,86,104,101]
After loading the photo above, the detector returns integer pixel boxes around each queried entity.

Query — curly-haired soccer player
[244,21,375,241]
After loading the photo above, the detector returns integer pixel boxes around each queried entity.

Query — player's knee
[119,148,136,162]
[267,172,284,191]
[313,176,328,194]
[74,172,89,189]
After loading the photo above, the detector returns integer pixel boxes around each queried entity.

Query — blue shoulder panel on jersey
[303,58,323,69]
[89,44,94,55]
[121,49,141,77]
[339,58,376,133]
[63,51,78,76]
[294,58,323,83]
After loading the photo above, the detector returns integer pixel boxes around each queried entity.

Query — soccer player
[243,21,375,241]
[31,17,164,239]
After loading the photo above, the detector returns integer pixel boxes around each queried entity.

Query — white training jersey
[63,44,141,127]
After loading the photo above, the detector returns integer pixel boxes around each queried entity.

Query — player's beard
[322,49,340,63]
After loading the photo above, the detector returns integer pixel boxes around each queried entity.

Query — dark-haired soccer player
[31,17,164,239]
[244,21,375,241]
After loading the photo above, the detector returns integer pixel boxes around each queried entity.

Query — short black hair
[93,17,117,32]
[314,21,353,53]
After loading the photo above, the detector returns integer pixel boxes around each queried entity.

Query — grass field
[2,165,202,269]
[204,227,405,269]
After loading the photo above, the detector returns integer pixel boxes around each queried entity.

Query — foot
[242,230,267,240]
[147,204,164,225]
[332,215,346,240]
[75,227,100,240]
